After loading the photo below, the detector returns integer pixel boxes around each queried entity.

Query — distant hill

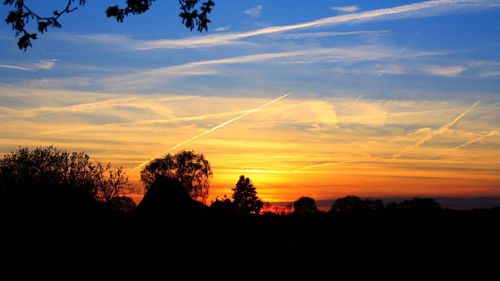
[270,197,500,211]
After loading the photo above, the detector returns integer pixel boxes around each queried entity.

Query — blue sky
[1,0,499,97]
[1,1,500,200]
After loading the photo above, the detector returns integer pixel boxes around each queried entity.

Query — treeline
[2,146,500,280]
[0,146,450,220]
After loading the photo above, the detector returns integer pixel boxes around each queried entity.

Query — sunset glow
[1,1,500,203]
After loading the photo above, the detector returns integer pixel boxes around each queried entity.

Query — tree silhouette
[140,150,212,202]
[108,196,136,213]
[363,198,385,211]
[330,196,385,213]
[398,198,442,211]
[330,196,365,213]
[231,175,263,215]
[293,197,318,215]
[4,0,215,50]
[92,162,132,204]
[209,195,237,215]
[135,175,207,219]
[0,146,130,204]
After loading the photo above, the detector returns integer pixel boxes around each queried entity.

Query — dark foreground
[2,208,500,281]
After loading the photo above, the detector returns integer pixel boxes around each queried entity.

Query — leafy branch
[4,0,215,51]
[4,0,86,51]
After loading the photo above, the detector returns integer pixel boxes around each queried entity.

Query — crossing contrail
[393,100,480,159]
[134,92,290,170]
[431,129,500,159]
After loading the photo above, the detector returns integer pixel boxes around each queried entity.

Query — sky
[1,0,500,202]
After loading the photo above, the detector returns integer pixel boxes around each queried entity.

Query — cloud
[134,0,500,50]
[77,29,389,50]
[265,30,390,40]
[479,71,500,78]
[331,5,359,13]
[75,33,134,44]
[2,89,500,199]
[243,5,263,18]
[8,44,424,93]
[31,60,57,70]
[356,58,500,78]
[393,100,481,159]
[0,64,32,71]
[423,65,466,77]
[0,60,57,71]
[214,26,231,32]
[103,45,419,91]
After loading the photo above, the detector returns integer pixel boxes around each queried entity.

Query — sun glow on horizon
[1,1,500,203]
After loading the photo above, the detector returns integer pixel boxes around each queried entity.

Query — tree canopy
[0,146,132,204]
[140,150,212,202]
[329,196,385,213]
[4,0,215,50]
[293,196,318,215]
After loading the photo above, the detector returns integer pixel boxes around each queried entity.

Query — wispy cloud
[266,30,390,40]
[103,44,437,91]
[243,5,263,18]
[135,0,500,50]
[0,60,57,71]
[423,65,466,77]
[393,100,481,159]
[0,64,32,71]
[331,5,359,13]
[479,70,500,78]
[214,26,231,32]
[299,161,346,170]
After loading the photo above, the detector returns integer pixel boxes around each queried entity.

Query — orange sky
[2,91,496,202]
[1,1,500,203]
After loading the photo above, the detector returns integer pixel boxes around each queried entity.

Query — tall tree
[231,175,263,215]
[4,0,215,50]
[140,150,212,202]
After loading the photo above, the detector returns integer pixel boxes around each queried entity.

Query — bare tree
[91,162,132,204]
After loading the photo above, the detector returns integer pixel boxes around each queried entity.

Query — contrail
[431,129,500,159]
[170,92,290,150]
[134,92,290,170]
[298,160,356,170]
[399,32,419,54]
[393,100,480,159]
[338,92,366,115]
